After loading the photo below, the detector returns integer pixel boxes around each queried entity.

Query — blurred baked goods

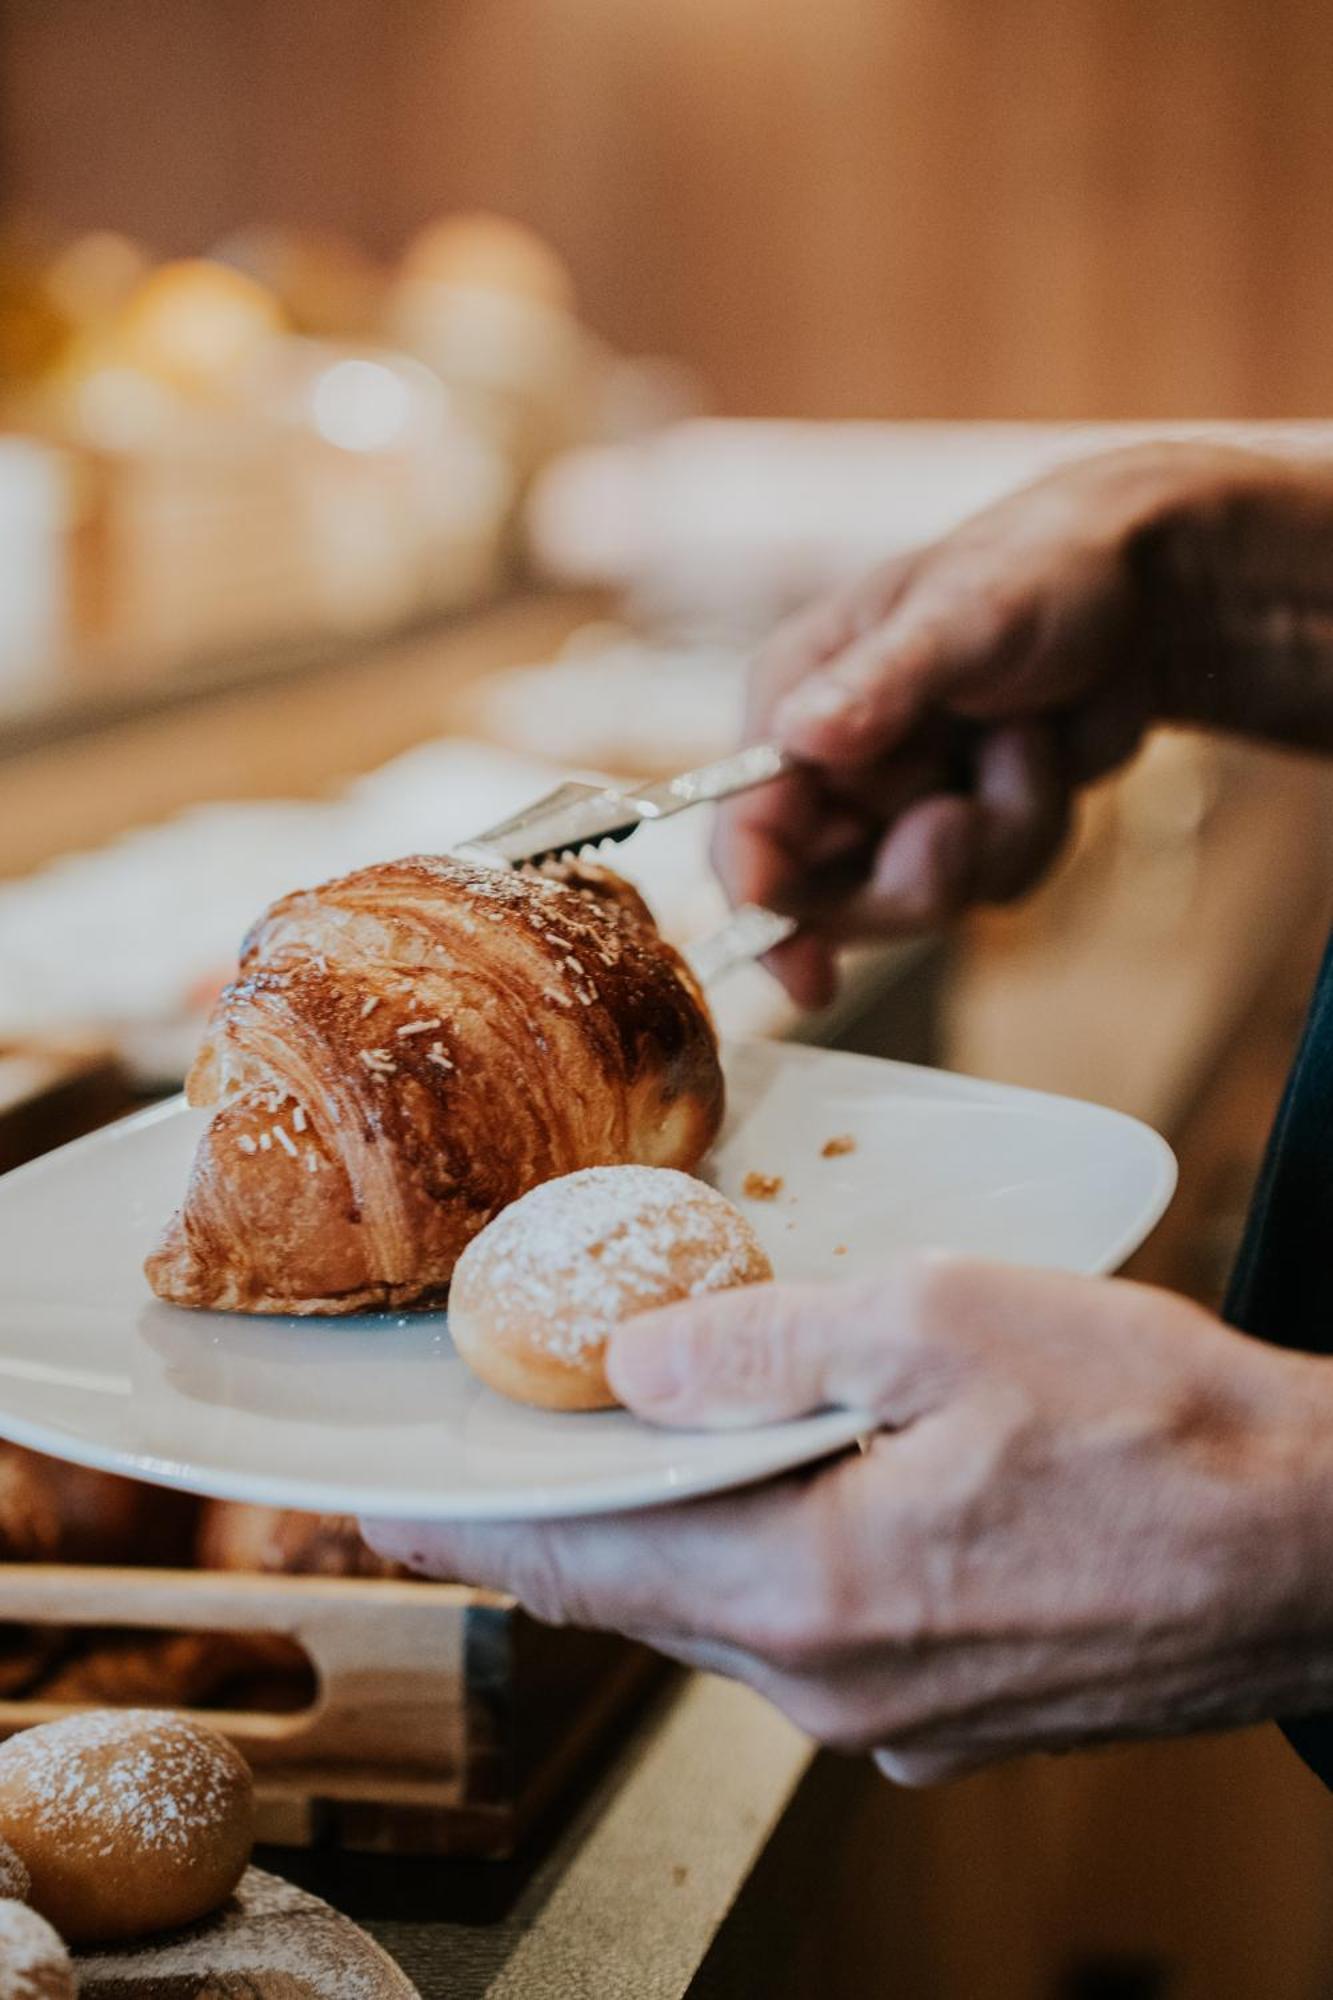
[197,1503,405,1579]
[0,1448,196,1568]
[0,218,525,667]
[0,1709,254,1945]
[0,1631,69,1703]
[390,210,599,481]
[0,219,72,388]
[42,232,149,335]
[147,857,724,1314]
[399,213,576,316]
[211,225,384,340]
[0,1898,74,1998]
[0,1452,325,1726]
[90,258,286,404]
[449,1165,771,1409]
[35,1631,310,1713]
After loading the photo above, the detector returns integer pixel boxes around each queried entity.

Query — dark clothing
[1225,926,1333,1782]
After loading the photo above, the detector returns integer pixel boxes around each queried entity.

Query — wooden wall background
[4,0,1333,420]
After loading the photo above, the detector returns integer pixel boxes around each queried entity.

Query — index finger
[361,1478,820,1650]
[741,587,867,736]
[711,766,831,910]
[710,769,869,1007]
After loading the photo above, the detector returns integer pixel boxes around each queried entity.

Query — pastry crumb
[743,1172,784,1201]
[821,1134,856,1158]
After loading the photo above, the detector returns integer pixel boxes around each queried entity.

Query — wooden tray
[0,1566,659,1857]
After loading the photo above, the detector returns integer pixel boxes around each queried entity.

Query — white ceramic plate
[0,1041,1175,1522]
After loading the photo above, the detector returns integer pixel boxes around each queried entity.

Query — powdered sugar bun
[0,1900,74,1998]
[449,1165,772,1409]
[0,1709,254,1946]
[0,1836,30,1904]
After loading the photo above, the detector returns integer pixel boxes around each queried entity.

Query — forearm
[1139,449,1333,750]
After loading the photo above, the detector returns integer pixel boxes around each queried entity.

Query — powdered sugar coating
[453,1165,771,1366]
[0,1900,73,1998]
[73,1866,417,1998]
[0,1837,30,1904]
[0,1709,245,1860]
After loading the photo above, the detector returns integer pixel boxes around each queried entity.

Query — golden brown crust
[0,1711,253,1945]
[146,857,724,1315]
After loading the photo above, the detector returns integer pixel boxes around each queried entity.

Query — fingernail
[607,1324,686,1407]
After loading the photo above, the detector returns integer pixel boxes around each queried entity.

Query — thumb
[605,1267,968,1430]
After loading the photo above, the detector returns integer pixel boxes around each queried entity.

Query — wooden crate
[0,1565,660,1856]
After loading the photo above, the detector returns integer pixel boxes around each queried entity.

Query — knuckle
[850,554,915,635]
[760,597,846,687]
[900,1252,997,1346]
[746,1492,859,1670]
[697,1303,791,1409]
[898,1251,971,1338]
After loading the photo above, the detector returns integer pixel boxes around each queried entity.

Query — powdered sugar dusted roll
[0,1709,253,1946]
[0,1899,73,1999]
[449,1165,772,1409]
[0,1837,29,1905]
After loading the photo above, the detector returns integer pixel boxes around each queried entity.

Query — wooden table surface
[263,1675,812,2000]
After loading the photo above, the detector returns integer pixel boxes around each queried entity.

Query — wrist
[1127,445,1333,744]
[1215,1347,1333,1715]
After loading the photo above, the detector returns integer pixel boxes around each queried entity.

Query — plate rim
[0,1398,878,1522]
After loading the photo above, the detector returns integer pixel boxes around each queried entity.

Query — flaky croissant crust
[146,855,724,1314]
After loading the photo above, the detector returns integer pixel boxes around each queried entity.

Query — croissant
[146,854,723,1314]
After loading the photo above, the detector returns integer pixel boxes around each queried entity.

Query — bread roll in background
[196,1504,407,1580]
[0,1710,253,1945]
[0,1629,69,1702]
[36,1629,312,1712]
[0,1898,73,1997]
[0,1835,29,1904]
[449,1165,772,1410]
[0,1448,197,1567]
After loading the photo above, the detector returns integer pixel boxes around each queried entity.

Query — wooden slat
[0,1566,472,1773]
